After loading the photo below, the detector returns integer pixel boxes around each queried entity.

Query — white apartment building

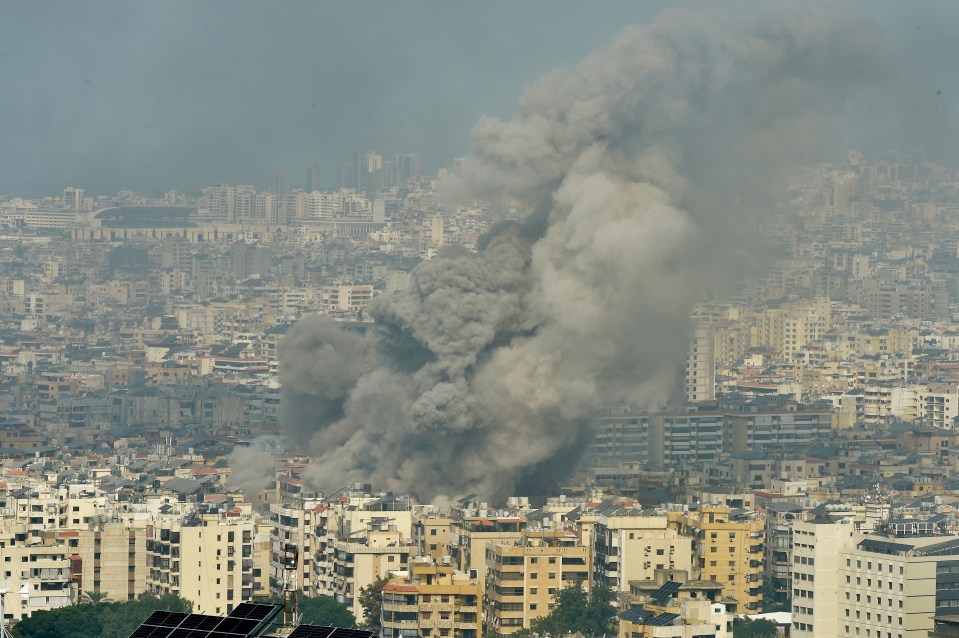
[791,518,859,638]
[592,511,693,594]
[147,508,261,616]
[793,517,959,638]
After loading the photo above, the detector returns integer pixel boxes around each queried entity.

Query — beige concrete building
[67,521,149,602]
[756,298,831,358]
[0,522,74,623]
[672,506,765,611]
[147,510,260,615]
[449,517,525,600]
[331,529,414,622]
[793,517,959,638]
[593,510,693,595]
[382,559,481,638]
[415,514,453,563]
[485,532,589,634]
[791,518,858,638]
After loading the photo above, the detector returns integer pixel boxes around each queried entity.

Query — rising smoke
[277,7,883,502]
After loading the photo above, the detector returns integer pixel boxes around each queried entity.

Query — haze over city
[3,3,959,638]
[1,1,958,196]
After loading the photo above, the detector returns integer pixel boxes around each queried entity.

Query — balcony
[383,604,418,613]
[23,568,69,581]
[383,620,418,629]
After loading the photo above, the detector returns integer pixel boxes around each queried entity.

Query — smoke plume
[226,438,278,496]
[280,7,883,501]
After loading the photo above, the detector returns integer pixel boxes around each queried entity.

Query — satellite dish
[18,584,28,598]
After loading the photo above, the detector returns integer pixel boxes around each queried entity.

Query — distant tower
[685,322,716,403]
[354,152,384,198]
[63,187,84,211]
[270,172,289,199]
[431,215,444,247]
[306,164,321,192]
[396,153,422,184]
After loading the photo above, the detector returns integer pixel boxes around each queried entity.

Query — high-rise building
[396,153,423,184]
[147,511,262,616]
[270,172,289,199]
[63,187,84,211]
[306,163,321,192]
[671,506,765,611]
[792,517,959,638]
[685,322,716,403]
[354,152,384,198]
[431,215,445,247]
[485,532,589,634]
[592,508,693,594]
[382,559,481,638]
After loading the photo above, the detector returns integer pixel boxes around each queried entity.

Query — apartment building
[382,559,481,638]
[415,514,453,563]
[268,498,322,596]
[672,507,765,611]
[484,532,589,634]
[330,527,415,622]
[790,518,858,638]
[592,509,693,594]
[448,516,525,599]
[792,516,959,638]
[67,521,149,602]
[619,570,730,638]
[0,522,74,622]
[147,508,260,615]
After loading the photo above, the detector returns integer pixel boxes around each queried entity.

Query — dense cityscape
[5,3,959,638]
[0,147,958,638]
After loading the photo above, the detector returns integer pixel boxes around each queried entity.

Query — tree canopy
[514,584,617,638]
[733,617,779,638]
[358,575,390,631]
[255,592,356,628]
[12,592,191,638]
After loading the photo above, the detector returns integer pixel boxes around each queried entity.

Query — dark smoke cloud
[281,7,888,501]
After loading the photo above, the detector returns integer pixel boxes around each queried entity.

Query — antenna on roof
[283,542,299,627]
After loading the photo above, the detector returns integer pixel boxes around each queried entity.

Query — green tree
[80,590,111,605]
[299,595,356,627]
[518,584,616,637]
[732,617,779,638]
[358,575,390,631]
[12,591,191,638]
[255,592,356,628]
[760,576,789,613]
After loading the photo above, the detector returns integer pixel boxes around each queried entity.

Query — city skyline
[2,1,959,198]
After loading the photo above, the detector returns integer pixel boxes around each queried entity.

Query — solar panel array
[287,625,377,638]
[128,608,274,638]
[648,580,681,603]
[128,604,366,638]
[227,603,282,622]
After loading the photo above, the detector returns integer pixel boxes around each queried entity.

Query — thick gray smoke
[280,7,883,501]
[226,438,278,496]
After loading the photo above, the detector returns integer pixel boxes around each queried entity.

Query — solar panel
[143,611,192,627]
[228,603,282,621]
[288,626,376,638]
[619,606,653,623]
[127,611,271,638]
[648,612,680,627]
[649,580,681,601]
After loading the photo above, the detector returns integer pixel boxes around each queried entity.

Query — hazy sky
[0,1,957,198]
